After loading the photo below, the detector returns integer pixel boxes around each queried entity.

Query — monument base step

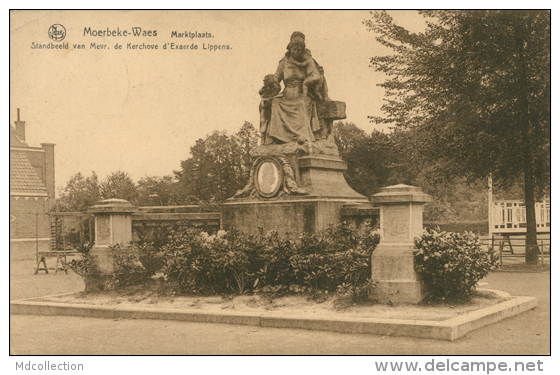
[371,280,426,304]
[221,197,367,236]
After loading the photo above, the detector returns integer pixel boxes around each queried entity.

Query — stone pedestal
[88,199,136,274]
[221,153,367,236]
[370,184,430,303]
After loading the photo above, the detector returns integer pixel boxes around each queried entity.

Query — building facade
[10,109,55,260]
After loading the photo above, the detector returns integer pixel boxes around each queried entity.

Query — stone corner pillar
[370,184,430,304]
[88,199,136,274]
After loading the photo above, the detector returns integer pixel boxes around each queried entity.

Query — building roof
[10,152,47,195]
[9,125,28,147]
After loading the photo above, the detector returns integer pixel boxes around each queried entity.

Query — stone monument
[370,184,430,303]
[88,198,137,274]
[221,32,368,235]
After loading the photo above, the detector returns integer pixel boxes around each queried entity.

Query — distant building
[10,109,55,260]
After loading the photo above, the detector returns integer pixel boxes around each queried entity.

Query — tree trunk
[514,20,540,265]
[524,169,539,264]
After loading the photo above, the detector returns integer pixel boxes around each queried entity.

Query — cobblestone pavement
[10,260,550,355]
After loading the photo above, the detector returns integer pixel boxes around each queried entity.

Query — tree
[55,172,101,212]
[137,175,179,206]
[175,122,260,203]
[100,171,138,203]
[334,122,392,197]
[365,10,550,263]
[234,121,260,174]
[334,121,369,156]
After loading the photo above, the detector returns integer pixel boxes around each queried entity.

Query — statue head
[263,74,276,85]
[259,74,280,97]
[290,31,305,43]
[286,31,306,61]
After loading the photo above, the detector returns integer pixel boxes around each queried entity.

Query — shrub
[159,227,209,294]
[160,229,267,295]
[71,223,381,297]
[110,244,153,288]
[332,248,377,298]
[66,253,99,279]
[205,230,254,295]
[136,241,165,275]
[253,231,298,292]
[138,245,165,275]
[67,244,153,291]
[336,279,378,306]
[160,222,380,297]
[135,223,175,250]
[414,227,499,302]
[66,252,111,291]
[291,225,379,293]
[75,241,94,255]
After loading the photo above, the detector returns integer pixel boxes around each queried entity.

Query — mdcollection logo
[48,24,66,41]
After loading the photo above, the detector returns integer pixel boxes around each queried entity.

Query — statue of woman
[260,32,329,144]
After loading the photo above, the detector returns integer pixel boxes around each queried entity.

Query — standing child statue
[258,74,282,144]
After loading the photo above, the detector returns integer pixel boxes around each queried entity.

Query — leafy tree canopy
[137,175,180,206]
[364,10,550,190]
[100,171,138,203]
[364,10,550,263]
[54,172,101,212]
[175,122,259,203]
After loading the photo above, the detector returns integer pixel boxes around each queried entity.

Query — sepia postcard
[9,9,550,365]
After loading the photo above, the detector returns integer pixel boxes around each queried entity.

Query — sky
[9,10,429,193]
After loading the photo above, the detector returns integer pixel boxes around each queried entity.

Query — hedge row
[157,224,380,297]
[69,224,500,304]
[70,223,380,300]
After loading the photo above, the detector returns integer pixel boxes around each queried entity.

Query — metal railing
[479,235,550,266]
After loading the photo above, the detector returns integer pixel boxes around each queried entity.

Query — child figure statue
[258,74,282,144]
[259,74,281,99]
[289,58,324,101]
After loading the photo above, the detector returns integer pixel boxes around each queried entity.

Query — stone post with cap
[370,184,430,303]
[88,198,137,275]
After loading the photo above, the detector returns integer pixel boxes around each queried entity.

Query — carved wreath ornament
[97,218,111,241]
[384,219,407,238]
[234,156,309,200]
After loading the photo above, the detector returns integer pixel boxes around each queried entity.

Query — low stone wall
[132,210,221,241]
[340,204,379,234]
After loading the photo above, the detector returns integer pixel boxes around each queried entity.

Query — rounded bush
[414,227,499,301]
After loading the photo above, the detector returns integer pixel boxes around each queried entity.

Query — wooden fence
[479,234,550,266]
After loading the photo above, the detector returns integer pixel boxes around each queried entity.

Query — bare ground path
[10,260,550,355]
